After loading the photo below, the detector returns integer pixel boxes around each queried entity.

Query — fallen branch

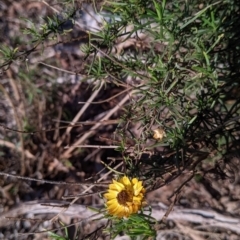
[1,201,240,235]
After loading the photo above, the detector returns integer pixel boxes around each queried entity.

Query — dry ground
[0,1,240,239]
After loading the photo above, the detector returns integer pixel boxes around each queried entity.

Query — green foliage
[105,212,157,239]
[0,46,19,62]
[0,46,19,70]
[22,9,75,43]
[82,0,240,181]
[48,221,71,240]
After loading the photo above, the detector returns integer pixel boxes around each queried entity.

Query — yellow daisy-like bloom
[104,176,146,218]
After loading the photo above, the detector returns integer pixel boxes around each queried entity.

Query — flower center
[117,190,132,205]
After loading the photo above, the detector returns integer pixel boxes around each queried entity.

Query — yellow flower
[104,176,146,218]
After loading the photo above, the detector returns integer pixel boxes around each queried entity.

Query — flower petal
[133,182,143,196]
[104,190,118,200]
[109,181,124,191]
[120,176,131,186]
[132,178,138,185]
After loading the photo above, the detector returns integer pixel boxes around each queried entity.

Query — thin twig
[78,87,132,104]
[0,171,109,186]
[0,139,35,159]
[64,144,119,149]
[61,90,133,158]
[57,81,103,148]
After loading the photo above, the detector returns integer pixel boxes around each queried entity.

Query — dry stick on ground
[78,87,132,104]
[0,122,88,135]
[0,171,109,187]
[1,201,240,235]
[153,205,240,235]
[57,83,132,149]
[53,106,62,141]
[56,81,103,148]
[175,222,206,240]
[0,139,35,159]
[68,145,119,149]
[62,89,134,158]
